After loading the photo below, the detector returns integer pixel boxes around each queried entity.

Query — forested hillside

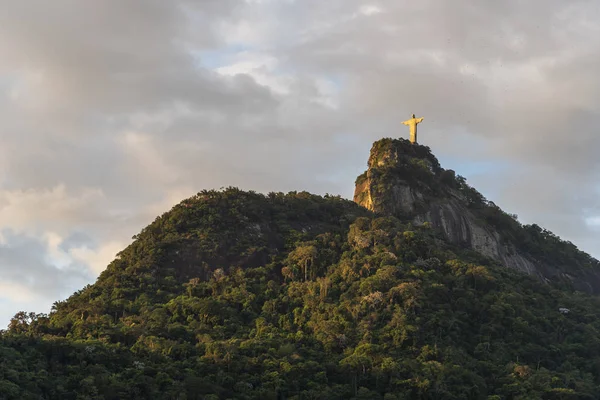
[2,186,600,399]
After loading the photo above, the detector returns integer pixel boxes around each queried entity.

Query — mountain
[2,139,600,399]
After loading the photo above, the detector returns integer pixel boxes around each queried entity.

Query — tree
[287,244,318,281]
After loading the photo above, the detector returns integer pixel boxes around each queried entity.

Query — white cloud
[358,5,383,16]
[0,281,38,303]
[216,53,293,95]
[0,185,106,234]
[586,217,600,228]
[70,241,125,275]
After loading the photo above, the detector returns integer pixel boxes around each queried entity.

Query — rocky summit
[354,138,600,294]
[3,139,600,399]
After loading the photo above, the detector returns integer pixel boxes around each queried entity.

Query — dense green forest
[2,187,600,399]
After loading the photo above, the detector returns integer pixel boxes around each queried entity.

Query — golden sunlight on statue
[401,114,424,144]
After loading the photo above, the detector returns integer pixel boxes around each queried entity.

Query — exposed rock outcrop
[354,138,600,293]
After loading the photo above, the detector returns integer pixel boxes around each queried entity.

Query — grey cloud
[59,231,95,253]
[0,230,91,298]
[0,0,278,205]
[0,1,276,132]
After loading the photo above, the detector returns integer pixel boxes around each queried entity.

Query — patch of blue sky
[438,156,513,177]
[192,44,253,70]
[585,216,600,229]
[441,157,514,201]
[323,74,343,90]
[433,129,516,203]
[433,128,513,177]
[193,46,345,94]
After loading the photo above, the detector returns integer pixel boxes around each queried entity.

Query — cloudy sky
[1,0,600,327]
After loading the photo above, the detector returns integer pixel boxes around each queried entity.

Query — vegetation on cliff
[2,186,600,399]
[354,138,600,286]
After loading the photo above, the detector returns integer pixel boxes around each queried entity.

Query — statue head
[411,114,415,118]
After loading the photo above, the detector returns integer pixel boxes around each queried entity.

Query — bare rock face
[412,200,538,276]
[354,138,600,293]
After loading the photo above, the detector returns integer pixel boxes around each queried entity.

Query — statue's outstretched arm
[417,117,424,123]
[401,120,410,125]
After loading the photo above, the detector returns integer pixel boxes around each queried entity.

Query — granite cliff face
[354,138,600,293]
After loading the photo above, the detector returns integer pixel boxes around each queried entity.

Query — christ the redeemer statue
[402,114,424,144]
